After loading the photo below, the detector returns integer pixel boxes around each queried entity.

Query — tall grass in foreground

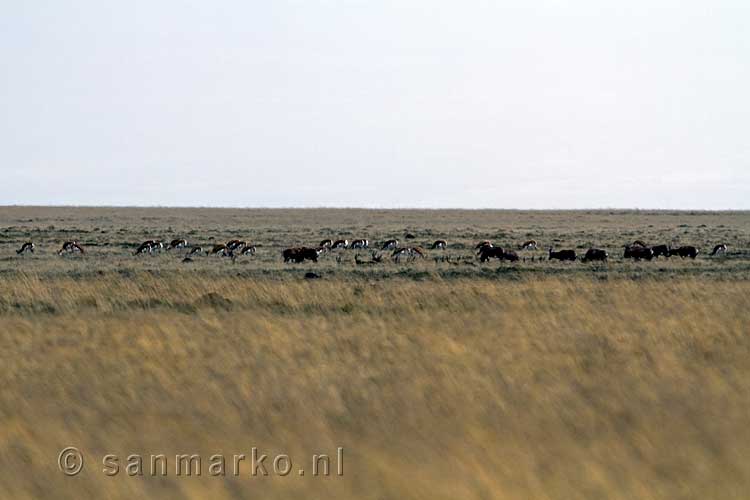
[0,275,748,499]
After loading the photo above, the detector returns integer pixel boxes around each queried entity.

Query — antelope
[405,233,416,240]
[16,242,34,254]
[632,240,648,247]
[710,244,727,256]
[239,245,257,256]
[430,240,447,250]
[187,246,206,256]
[320,239,333,248]
[381,239,399,250]
[210,244,231,256]
[475,240,493,252]
[134,240,160,255]
[226,240,247,252]
[332,239,348,249]
[391,247,425,263]
[58,241,85,256]
[581,248,608,262]
[548,247,576,262]
[167,239,188,250]
[520,240,537,250]
[350,239,369,249]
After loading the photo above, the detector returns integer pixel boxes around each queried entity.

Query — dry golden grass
[1,274,748,499]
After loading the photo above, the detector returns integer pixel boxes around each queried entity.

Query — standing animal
[16,242,35,254]
[226,240,247,252]
[58,241,85,256]
[475,241,493,253]
[134,240,160,255]
[381,239,399,250]
[167,239,188,250]
[709,244,727,256]
[283,247,323,263]
[331,239,349,249]
[391,247,425,263]
[623,245,654,261]
[350,239,369,249]
[651,244,670,258]
[210,244,231,256]
[320,239,333,248]
[548,247,577,262]
[520,240,537,250]
[478,246,506,262]
[239,245,257,256]
[187,246,206,256]
[669,246,699,259]
[581,248,608,262]
[430,239,447,250]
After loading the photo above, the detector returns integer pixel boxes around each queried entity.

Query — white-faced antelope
[210,244,232,257]
[167,239,188,250]
[16,242,35,254]
[134,240,160,255]
[710,244,728,256]
[226,240,247,252]
[58,241,85,256]
[186,246,206,256]
[391,246,425,263]
[475,240,493,251]
[381,239,399,250]
[332,239,348,249]
[350,239,369,249]
[430,239,447,250]
[320,239,333,248]
[520,240,537,250]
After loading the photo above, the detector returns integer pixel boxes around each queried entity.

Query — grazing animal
[430,239,447,250]
[710,244,727,256]
[186,246,206,256]
[181,257,193,263]
[167,239,188,250]
[405,233,416,239]
[350,239,369,249]
[478,246,506,262]
[58,241,85,256]
[331,239,349,249]
[226,240,247,252]
[391,247,425,263]
[475,240,493,250]
[283,247,323,263]
[320,239,333,248]
[520,240,538,250]
[581,248,608,262]
[669,246,699,259]
[623,245,654,261]
[304,272,321,280]
[548,247,577,262]
[134,240,159,255]
[651,244,670,258]
[632,240,648,247]
[16,242,34,254]
[502,250,519,262]
[210,244,231,256]
[381,239,399,250]
[239,245,257,256]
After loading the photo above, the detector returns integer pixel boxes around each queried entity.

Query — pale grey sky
[1,1,748,208]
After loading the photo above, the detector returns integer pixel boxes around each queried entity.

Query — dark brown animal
[430,239,447,250]
[581,248,608,262]
[548,247,576,261]
[479,246,505,262]
[669,246,699,259]
[520,240,537,250]
[624,245,653,261]
[16,242,34,254]
[58,241,85,256]
[651,244,670,258]
[283,247,322,263]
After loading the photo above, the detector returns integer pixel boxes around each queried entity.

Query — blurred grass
[0,274,748,499]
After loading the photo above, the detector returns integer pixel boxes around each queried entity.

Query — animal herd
[10,236,730,266]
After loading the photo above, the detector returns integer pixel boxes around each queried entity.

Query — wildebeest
[548,247,576,261]
[16,242,34,254]
[430,239,447,250]
[710,244,727,256]
[283,247,323,263]
[478,246,505,262]
[623,245,653,261]
[58,241,85,256]
[381,239,399,250]
[581,248,608,262]
[651,244,670,258]
[669,246,699,259]
[520,240,537,250]
[331,239,348,249]
[350,239,369,249]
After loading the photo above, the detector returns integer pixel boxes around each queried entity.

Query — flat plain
[0,207,749,499]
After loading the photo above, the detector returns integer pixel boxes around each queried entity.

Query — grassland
[0,207,749,499]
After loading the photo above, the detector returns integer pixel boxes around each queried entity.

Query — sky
[1,0,748,209]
